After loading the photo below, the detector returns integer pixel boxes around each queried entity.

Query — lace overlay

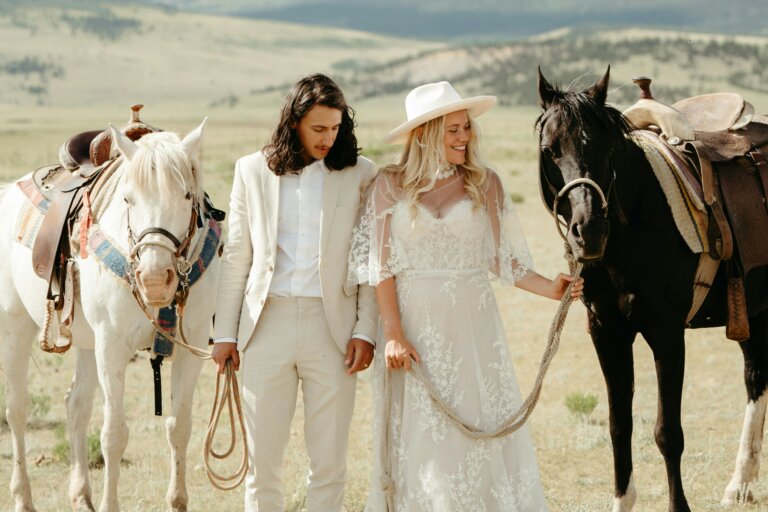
[351,170,547,511]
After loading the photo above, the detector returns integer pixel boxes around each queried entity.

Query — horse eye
[184,191,192,200]
[542,141,561,159]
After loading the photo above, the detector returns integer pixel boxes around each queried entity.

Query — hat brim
[383,95,497,144]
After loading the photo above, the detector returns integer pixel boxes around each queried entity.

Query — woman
[348,82,583,510]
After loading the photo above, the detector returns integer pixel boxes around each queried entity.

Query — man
[212,74,378,511]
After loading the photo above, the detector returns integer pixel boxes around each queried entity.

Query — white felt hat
[384,81,497,144]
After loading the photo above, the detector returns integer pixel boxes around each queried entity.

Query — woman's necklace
[436,166,456,180]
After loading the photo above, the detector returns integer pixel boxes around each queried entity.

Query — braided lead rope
[381,262,583,510]
[131,291,249,490]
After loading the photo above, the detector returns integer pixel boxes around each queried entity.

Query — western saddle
[624,78,768,341]
[31,104,160,352]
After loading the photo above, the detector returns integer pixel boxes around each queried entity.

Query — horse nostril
[570,222,582,239]
[165,269,175,287]
[135,270,143,285]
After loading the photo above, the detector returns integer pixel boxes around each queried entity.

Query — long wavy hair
[382,112,488,216]
[264,73,360,175]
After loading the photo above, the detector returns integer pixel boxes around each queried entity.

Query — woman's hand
[551,273,584,300]
[384,333,421,371]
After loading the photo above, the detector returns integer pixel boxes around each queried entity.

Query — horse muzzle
[134,266,178,307]
[567,216,609,262]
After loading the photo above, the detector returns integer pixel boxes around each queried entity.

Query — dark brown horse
[535,67,768,511]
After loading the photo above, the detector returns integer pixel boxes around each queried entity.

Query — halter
[126,202,199,293]
[551,175,612,242]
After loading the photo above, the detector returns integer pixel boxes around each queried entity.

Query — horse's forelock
[125,132,204,203]
[539,86,631,144]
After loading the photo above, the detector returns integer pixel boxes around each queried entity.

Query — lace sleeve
[347,172,405,287]
[484,170,535,285]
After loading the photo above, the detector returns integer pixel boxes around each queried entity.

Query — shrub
[565,391,598,418]
[52,425,105,468]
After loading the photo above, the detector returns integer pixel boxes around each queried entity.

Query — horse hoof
[721,484,753,506]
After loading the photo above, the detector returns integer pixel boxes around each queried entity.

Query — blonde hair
[383,112,488,216]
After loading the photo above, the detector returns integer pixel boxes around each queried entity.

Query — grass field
[1,98,766,511]
[3,3,768,509]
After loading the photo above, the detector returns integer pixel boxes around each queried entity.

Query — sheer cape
[348,168,534,288]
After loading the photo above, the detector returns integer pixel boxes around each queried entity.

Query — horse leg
[94,338,133,512]
[591,318,638,512]
[722,310,768,506]
[66,349,99,512]
[0,317,38,512]
[165,350,203,512]
[645,325,690,512]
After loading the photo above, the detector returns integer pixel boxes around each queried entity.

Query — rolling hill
[0,3,441,108]
[140,0,768,40]
[1,2,767,113]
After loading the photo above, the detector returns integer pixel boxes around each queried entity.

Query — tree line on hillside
[342,36,768,107]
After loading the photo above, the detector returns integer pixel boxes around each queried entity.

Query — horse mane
[536,86,632,145]
[125,132,204,203]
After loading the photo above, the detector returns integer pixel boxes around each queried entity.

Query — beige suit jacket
[213,151,378,353]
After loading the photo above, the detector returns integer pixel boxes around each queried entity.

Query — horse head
[536,66,631,262]
[111,119,207,307]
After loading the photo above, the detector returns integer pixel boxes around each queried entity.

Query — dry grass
[0,100,766,511]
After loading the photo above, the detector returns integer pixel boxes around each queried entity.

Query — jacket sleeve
[213,157,253,340]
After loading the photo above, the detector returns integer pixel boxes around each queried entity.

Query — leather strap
[750,149,768,215]
[151,356,164,416]
[685,140,733,260]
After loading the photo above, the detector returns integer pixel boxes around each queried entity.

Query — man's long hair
[264,73,360,175]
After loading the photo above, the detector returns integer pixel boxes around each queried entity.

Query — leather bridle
[126,200,199,294]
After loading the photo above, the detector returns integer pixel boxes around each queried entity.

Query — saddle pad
[14,177,52,249]
[632,131,708,254]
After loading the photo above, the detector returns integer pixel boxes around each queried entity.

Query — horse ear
[181,117,207,160]
[109,123,138,162]
[537,66,556,109]
[586,66,611,105]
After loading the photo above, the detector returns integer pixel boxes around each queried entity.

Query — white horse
[0,121,220,512]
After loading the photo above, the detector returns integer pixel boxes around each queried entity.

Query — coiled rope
[134,295,249,491]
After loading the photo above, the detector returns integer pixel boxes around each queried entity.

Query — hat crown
[405,82,463,121]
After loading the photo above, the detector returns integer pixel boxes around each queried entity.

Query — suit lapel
[261,161,280,256]
[320,169,343,258]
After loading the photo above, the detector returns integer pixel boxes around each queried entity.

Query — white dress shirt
[216,159,372,345]
[269,159,325,297]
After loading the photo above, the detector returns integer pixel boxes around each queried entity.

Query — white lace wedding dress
[349,169,548,511]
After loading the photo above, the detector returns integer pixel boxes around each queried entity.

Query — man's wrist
[352,333,375,347]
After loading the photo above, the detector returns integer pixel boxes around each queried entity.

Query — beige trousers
[241,297,356,512]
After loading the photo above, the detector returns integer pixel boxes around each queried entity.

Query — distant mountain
[335,27,768,111]
[143,0,768,40]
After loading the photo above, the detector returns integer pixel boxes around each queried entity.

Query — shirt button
[267,265,274,272]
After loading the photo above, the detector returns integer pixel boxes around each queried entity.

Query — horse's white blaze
[612,474,637,512]
[722,390,768,506]
[0,122,218,512]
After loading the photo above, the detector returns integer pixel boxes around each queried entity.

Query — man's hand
[212,342,240,374]
[345,337,374,375]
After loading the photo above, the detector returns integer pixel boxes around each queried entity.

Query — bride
[348,81,583,511]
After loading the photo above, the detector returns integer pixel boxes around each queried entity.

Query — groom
[212,74,378,511]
